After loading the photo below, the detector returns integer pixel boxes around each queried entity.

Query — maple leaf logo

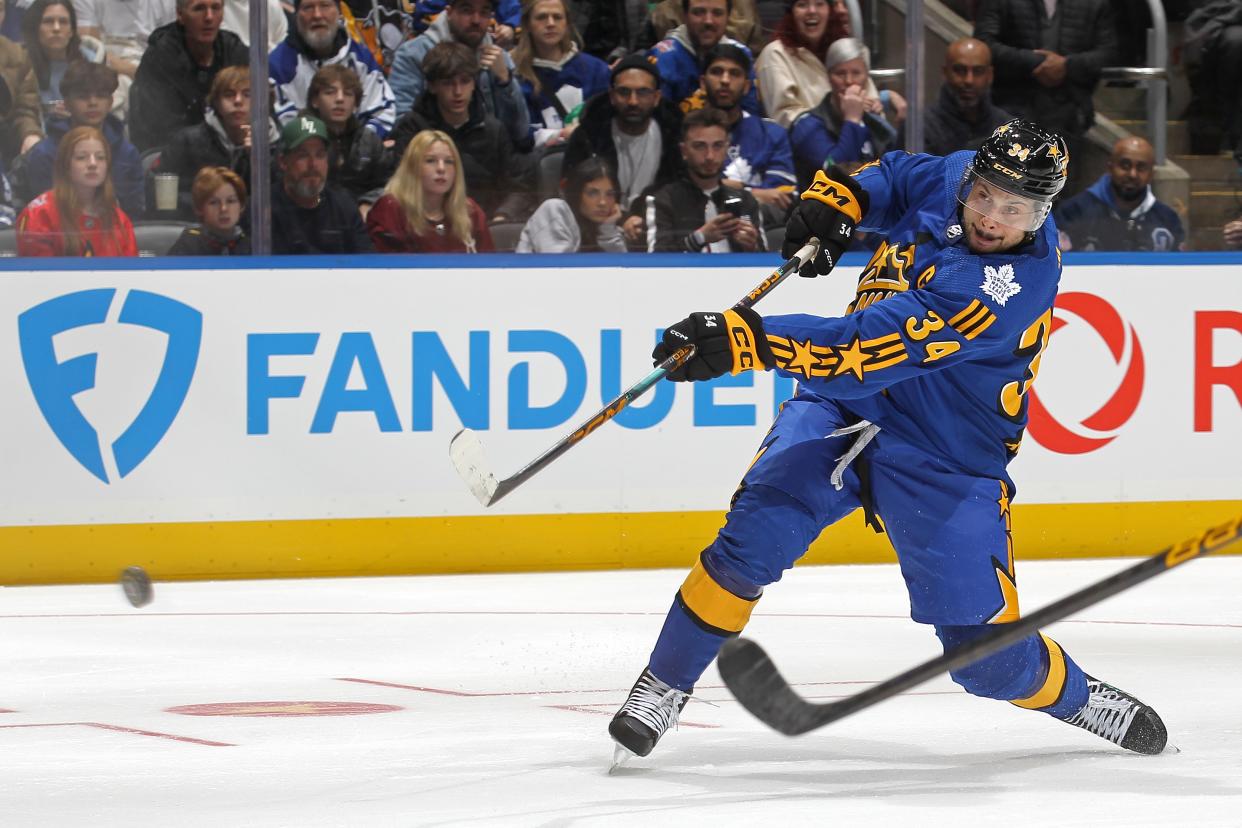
[981,263,1021,306]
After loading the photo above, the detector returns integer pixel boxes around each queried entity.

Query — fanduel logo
[18,289,202,483]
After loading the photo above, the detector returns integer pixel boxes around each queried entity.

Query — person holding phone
[639,105,764,252]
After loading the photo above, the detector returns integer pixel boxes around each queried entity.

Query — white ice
[2,556,1240,827]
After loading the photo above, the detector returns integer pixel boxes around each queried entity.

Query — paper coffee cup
[154,173,179,211]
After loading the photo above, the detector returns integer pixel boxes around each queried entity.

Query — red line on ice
[0,721,233,746]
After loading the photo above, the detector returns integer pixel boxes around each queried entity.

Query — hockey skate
[1061,676,1168,755]
[609,668,689,762]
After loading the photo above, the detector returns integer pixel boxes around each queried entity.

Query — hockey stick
[449,239,822,507]
[718,513,1242,736]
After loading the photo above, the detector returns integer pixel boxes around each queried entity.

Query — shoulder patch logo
[946,224,962,239]
[981,263,1022,306]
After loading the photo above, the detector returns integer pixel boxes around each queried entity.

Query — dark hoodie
[128,21,249,153]
[389,92,534,221]
[923,83,1012,157]
[19,113,144,216]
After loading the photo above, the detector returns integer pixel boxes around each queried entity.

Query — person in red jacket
[17,124,136,256]
[366,128,493,253]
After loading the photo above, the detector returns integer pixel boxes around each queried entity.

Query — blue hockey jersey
[648,26,760,116]
[519,47,611,133]
[411,0,520,34]
[762,151,1063,479]
[724,111,796,190]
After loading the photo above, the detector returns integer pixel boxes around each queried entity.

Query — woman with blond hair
[510,0,609,148]
[366,129,494,253]
[17,123,135,256]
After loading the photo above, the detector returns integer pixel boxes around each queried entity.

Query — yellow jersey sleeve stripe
[948,300,984,327]
[1010,634,1069,710]
[678,560,759,634]
[960,312,997,340]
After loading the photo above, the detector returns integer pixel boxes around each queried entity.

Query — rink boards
[0,252,1239,584]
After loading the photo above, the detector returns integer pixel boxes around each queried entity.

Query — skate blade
[608,743,637,774]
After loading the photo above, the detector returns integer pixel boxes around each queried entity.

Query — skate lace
[618,673,689,738]
[828,421,880,491]
[1066,682,1141,745]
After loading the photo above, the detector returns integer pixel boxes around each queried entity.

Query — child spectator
[303,63,394,214]
[18,61,143,216]
[517,156,626,253]
[366,129,494,253]
[20,0,105,127]
[167,165,250,254]
[17,124,136,256]
[161,65,277,218]
[510,0,609,148]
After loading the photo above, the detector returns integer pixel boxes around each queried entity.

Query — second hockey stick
[717,513,1242,736]
[449,238,821,507]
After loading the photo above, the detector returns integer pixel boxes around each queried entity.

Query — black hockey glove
[782,166,870,277]
[652,307,774,382]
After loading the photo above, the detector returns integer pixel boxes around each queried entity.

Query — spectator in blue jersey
[389,0,531,149]
[790,37,898,191]
[411,0,519,46]
[1055,135,1185,252]
[269,0,397,137]
[559,54,684,244]
[923,37,1011,157]
[16,61,143,217]
[699,43,795,226]
[510,0,609,149]
[517,156,628,252]
[648,0,760,116]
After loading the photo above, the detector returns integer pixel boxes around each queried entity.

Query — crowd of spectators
[0,0,1239,256]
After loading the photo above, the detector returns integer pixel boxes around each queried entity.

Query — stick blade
[717,637,827,736]
[449,428,500,506]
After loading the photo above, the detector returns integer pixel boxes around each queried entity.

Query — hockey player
[609,120,1170,762]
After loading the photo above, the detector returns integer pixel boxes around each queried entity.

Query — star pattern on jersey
[981,263,1022,306]
[834,335,869,380]
[766,333,908,382]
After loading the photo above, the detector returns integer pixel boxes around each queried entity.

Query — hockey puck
[120,566,153,607]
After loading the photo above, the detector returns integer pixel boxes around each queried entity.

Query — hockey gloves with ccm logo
[652,307,774,382]
[782,166,870,277]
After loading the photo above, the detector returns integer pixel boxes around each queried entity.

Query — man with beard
[560,54,684,247]
[1054,135,1184,251]
[923,37,1012,157]
[270,0,397,137]
[699,43,794,226]
[389,0,530,148]
[642,105,763,252]
[270,114,374,253]
[128,0,247,152]
[649,0,759,115]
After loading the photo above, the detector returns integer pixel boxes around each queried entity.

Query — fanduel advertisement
[1,263,1239,526]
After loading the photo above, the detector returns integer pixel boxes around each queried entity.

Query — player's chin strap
[828,420,885,534]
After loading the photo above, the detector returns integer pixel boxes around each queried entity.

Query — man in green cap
[272,114,374,254]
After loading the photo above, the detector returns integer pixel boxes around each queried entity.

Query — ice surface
[2,557,1239,827]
